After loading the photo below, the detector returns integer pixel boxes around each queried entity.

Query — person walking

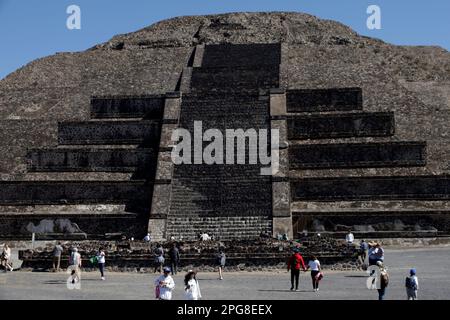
[368,242,384,266]
[52,242,64,272]
[405,269,419,300]
[184,270,202,300]
[216,248,226,280]
[287,249,306,291]
[359,240,369,264]
[307,256,322,292]
[376,261,389,300]
[154,267,175,300]
[154,244,165,274]
[97,247,106,281]
[68,247,82,278]
[169,243,180,275]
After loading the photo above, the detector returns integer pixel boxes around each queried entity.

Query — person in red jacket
[287,249,307,291]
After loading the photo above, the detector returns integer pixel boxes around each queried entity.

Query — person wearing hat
[405,269,419,300]
[375,261,389,300]
[368,242,384,266]
[184,270,202,300]
[154,267,175,300]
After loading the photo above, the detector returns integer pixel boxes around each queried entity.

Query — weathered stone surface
[27,148,157,173]
[1,12,450,241]
[287,112,395,140]
[90,95,165,119]
[0,181,152,205]
[0,213,142,240]
[17,237,358,271]
[58,120,161,146]
[291,176,450,201]
[292,211,450,237]
[286,87,362,113]
[289,142,427,169]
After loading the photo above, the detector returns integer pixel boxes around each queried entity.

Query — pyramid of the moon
[1,12,450,241]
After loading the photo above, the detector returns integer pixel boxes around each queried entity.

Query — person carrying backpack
[287,249,306,291]
[376,261,389,300]
[405,269,419,300]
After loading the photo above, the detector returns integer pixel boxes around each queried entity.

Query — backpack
[405,276,417,290]
[290,255,299,269]
[89,256,98,265]
[380,271,389,288]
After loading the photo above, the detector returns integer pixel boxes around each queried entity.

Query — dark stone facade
[0,213,142,239]
[0,181,152,205]
[287,112,395,140]
[291,176,450,201]
[292,211,450,237]
[286,88,363,113]
[201,43,281,67]
[91,95,165,119]
[27,148,156,173]
[289,142,426,169]
[58,120,161,146]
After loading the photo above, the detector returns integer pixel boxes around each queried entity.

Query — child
[405,269,419,300]
[184,270,202,300]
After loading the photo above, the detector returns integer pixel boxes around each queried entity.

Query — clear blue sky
[0,0,449,80]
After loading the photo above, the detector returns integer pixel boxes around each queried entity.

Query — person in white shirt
[143,233,151,242]
[184,270,202,300]
[68,247,82,277]
[406,269,419,300]
[200,233,211,241]
[97,248,106,281]
[345,231,355,245]
[154,267,175,300]
[307,256,322,291]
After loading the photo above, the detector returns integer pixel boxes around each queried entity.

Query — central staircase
[164,43,282,240]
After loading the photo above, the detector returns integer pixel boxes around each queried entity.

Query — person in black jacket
[169,243,180,275]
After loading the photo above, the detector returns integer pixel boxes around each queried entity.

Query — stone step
[291,175,450,201]
[183,91,261,100]
[91,95,165,119]
[287,112,395,140]
[201,43,281,67]
[0,181,152,206]
[286,88,363,113]
[289,142,426,169]
[23,172,134,181]
[190,66,279,92]
[58,120,161,146]
[27,148,157,173]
